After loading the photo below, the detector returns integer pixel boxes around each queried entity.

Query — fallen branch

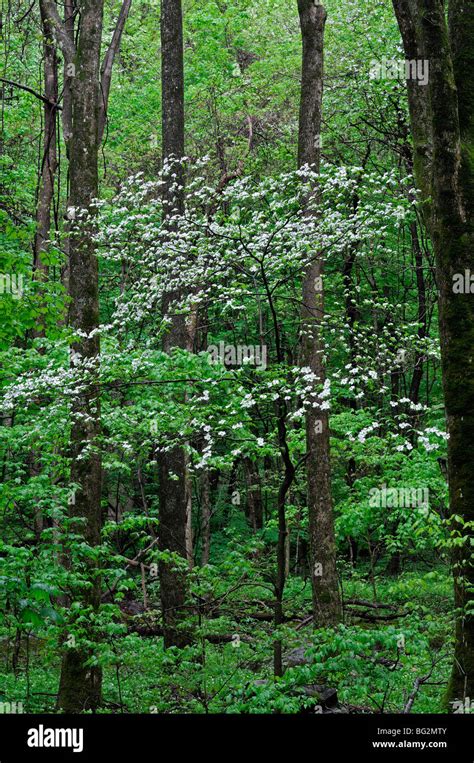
[345,599,398,610]
[346,607,409,622]
[403,672,433,713]
[402,654,446,713]
[296,614,314,630]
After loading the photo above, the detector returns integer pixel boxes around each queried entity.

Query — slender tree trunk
[35,1,58,280]
[184,452,194,567]
[297,0,341,627]
[244,457,263,531]
[57,0,104,713]
[27,3,60,546]
[98,0,132,144]
[57,0,75,296]
[409,217,427,407]
[159,0,192,648]
[200,469,211,566]
[400,133,429,412]
[273,407,295,677]
[64,0,75,140]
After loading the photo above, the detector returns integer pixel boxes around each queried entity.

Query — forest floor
[0,564,453,714]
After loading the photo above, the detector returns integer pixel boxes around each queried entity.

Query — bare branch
[99,0,132,143]
[0,77,61,108]
[40,0,76,64]
[403,654,446,713]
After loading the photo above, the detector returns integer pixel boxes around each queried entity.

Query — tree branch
[40,0,76,64]
[0,77,61,108]
[99,0,132,143]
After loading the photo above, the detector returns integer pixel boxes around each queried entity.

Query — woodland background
[0,0,473,715]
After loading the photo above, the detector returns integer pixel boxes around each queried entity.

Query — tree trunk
[38,0,130,710]
[57,0,105,713]
[437,0,474,705]
[244,457,264,531]
[35,1,58,280]
[297,0,341,627]
[200,469,211,566]
[98,0,132,144]
[393,0,474,704]
[273,407,295,676]
[159,0,192,648]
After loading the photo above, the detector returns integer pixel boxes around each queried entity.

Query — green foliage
[0,0,468,716]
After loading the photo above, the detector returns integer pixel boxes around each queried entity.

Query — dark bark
[34,1,59,278]
[409,218,427,406]
[62,0,75,154]
[392,0,432,211]
[56,0,105,713]
[159,0,192,649]
[161,0,185,220]
[393,0,474,704]
[400,134,429,411]
[297,0,341,627]
[443,0,474,704]
[257,221,298,677]
[200,469,211,565]
[244,457,264,531]
[273,404,296,677]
